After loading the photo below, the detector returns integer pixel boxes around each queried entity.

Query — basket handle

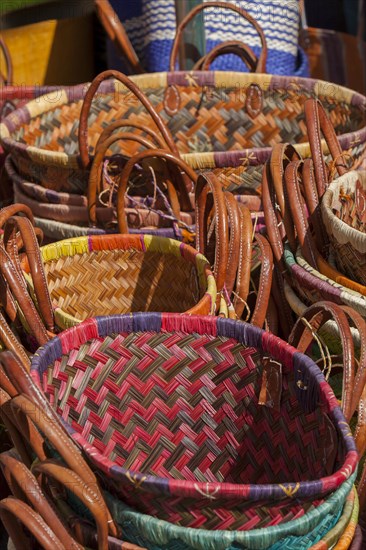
[3,216,55,333]
[0,309,30,370]
[95,120,168,151]
[0,497,65,550]
[232,204,252,319]
[0,451,81,550]
[304,98,348,198]
[117,149,195,233]
[262,143,300,269]
[0,203,44,243]
[289,301,359,422]
[94,0,145,74]
[192,40,258,72]
[223,192,242,298]
[195,173,229,311]
[169,1,267,73]
[250,233,273,329]
[0,37,13,85]
[79,70,178,169]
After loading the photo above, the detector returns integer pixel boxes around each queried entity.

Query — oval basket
[30,313,358,531]
[22,234,216,329]
[321,171,366,287]
[1,73,365,195]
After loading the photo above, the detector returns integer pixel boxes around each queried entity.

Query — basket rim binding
[30,312,358,504]
[1,72,365,169]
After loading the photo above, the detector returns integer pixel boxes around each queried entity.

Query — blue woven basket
[108,0,308,77]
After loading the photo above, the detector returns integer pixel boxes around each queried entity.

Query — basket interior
[12,86,364,156]
[41,330,340,486]
[43,249,203,319]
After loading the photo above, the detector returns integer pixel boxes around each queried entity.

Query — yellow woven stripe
[27,89,69,119]
[143,235,182,257]
[41,237,89,262]
[130,72,168,90]
[183,152,216,170]
[0,123,10,139]
[26,146,79,168]
[314,80,354,106]
[214,72,272,90]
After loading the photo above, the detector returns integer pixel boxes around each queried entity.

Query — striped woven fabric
[30,313,358,531]
[108,0,308,76]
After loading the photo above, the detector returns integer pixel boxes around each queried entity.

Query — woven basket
[30,313,358,531]
[321,171,366,287]
[20,234,216,330]
[1,70,365,196]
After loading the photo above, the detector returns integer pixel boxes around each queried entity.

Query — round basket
[321,172,366,287]
[1,72,365,196]
[30,313,358,531]
[21,234,216,330]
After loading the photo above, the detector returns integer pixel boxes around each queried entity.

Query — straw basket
[321,172,366,287]
[1,69,365,197]
[29,313,358,531]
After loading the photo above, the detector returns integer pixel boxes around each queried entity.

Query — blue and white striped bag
[108,0,308,77]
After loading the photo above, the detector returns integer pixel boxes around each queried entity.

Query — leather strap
[0,36,13,85]
[0,451,81,549]
[250,234,273,329]
[304,98,347,197]
[0,497,65,550]
[193,40,258,72]
[289,301,357,422]
[0,394,33,468]
[94,0,144,74]
[4,216,54,333]
[95,119,167,151]
[117,149,195,233]
[233,204,252,319]
[301,158,329,256]
[195,173,229,310]
[79,70,178,169]
[270,264,294,339]
[169,1,267,72]
[34,460,109,550]
[223,192,241,296]
[0,309,30,369]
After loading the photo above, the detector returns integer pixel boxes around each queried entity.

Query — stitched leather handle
[232,204,252,319]
[288,301,362,422]
[304,98,347,197]
[0,451,81,549]
[95,120,167,151]
[0,37,13,85]
[193,40,258,72]
[94,0,144,74]
[195,173,229,310]
[117,149,195,233]
[0,497,65,550]
[223,192,241,297]
[0,309,30,369]
[250,233,273,328]
[170,1,267,72]
[79,70,178,169]
[3,216,54,333]
[34,460,109,550]
[0,203,44,244]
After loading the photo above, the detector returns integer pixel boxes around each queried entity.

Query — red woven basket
[30,313,358,531]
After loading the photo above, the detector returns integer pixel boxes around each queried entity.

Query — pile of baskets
[0,1,365,549]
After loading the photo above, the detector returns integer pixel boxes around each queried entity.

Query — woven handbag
[25,312,358,531]
[1,61,365,198]
[321,172,366,287]
[0,378,356,550]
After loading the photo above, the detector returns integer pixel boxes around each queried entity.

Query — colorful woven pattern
[321,172,366,287]
[30,313,358,531]
[1,74,365,195]
[22,234,216,329]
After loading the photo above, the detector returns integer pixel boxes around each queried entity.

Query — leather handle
[33,461,109,550]
[304,98,347,197]
[0,309,30,369]
[95,120,167,151]
[79,70,178,169]
[0,203,43,243]
[250,233,274,328]
[88,132,173,226]
[289,301,356,422]
[193,40,258,72]
[170,1,267,72]
[0,37,13,85]
[117,149,195,233]
[94,0,144,74]
[0,451,81,549]
[223,192,241,296]
[195,173,229,309]
[233,204,252,319]
[3,216,54,333]
[0,497,65,550]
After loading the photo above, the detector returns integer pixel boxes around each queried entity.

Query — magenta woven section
[40,330,342,530]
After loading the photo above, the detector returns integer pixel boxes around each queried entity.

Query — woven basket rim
[103,476,356,548]
[322,172,366,254]
[1,72,365,169]
[30,313,358,504]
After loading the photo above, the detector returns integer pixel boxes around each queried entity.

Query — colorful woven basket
[321,171,366,287]
[1,71,365,196]
[21,234,216,330]
[30,313,358,531]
